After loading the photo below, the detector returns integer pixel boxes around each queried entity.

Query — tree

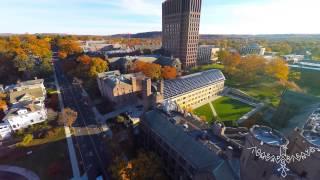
[265,58,289,82]
[21,134,33,146]
[110,150,166,180]
[218,49,230,61]
[143,63,162,80]
[116,115,126,124]
[56,39,82,58]
[88,58,108,78]
[0,100,7,111]
[77,55,91,65]
[58,51,67,59]
[161,66,177,79]
[58,108,78,127]
[237,55,266,82]
[222,53,241,75]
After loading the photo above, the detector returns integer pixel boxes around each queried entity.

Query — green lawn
[191,63,224,73]
[212,97,253,121]
[193,103,214,123]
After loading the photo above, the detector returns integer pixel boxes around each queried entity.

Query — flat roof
[252,126,288,146]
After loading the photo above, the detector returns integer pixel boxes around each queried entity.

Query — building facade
[164,69,225,109]
[239,44,266,56]
[197,45,220,65]
[162,0,202,69]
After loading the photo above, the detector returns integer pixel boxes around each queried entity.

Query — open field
[0,127,71,180]
[212,97,253,121]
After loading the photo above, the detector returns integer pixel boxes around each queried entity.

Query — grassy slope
[212,97,253,121]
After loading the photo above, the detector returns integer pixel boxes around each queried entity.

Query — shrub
[116,115,126,124]
[21,134,33,146]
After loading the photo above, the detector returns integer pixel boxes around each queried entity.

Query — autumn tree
[0,100,7,111]
[236,55,266,82]
[265,58,289,82]
[222,53,241,75]
[143,63,162,80]
[218,49,230,62]
[133,61,162,80]
[77,55,91,65]
[56,39,82,59]
[110,150,166,180]
[161,66,177,79]
[58,108,78,127]
[88,57,108,78]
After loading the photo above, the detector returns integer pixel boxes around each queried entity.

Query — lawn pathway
[209,102,218,117]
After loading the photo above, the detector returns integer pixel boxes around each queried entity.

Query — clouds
[0,0,319,35]
[200,0,320,34]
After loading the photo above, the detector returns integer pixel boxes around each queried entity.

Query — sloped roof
[164,69,225,99]
[9,87,44,104]
[143,110,224,170]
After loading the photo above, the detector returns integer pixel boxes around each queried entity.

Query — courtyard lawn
[193,103,214,123]
[212,97,253,121]
[191,63,224,73]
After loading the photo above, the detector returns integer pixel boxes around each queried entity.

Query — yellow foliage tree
[265,58,289,82]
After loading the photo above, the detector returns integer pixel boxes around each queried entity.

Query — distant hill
[110,31,162,39]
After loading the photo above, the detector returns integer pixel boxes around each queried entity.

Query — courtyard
[193,96,253,124]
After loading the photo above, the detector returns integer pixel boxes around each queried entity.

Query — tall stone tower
[162,0,202,70]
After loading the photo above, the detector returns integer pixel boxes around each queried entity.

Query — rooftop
[144,109,223,169]
[164,69,225,99]
[251,126,288,146]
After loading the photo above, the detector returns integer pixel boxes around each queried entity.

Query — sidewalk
[0,165,40,180]
[53,61,81,179]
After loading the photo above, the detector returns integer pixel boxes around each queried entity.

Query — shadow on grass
[0,138,72,180]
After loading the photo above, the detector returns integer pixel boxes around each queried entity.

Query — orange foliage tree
[222,53,241,75]
[133,61,162,80]
[110,151,165,180]
[161,66,177,79]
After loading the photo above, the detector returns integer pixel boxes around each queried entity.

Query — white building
[197,45,220,65]
[3,103,47,131]
[0,79,47,140]
[240,44,266,56]
[282,54,305,63]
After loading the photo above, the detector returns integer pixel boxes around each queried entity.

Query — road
[53,56,111,180]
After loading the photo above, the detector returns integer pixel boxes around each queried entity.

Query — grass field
[193,103,214,123]
[212,97,253,121]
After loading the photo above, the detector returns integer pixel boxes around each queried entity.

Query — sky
[0,0,319,35]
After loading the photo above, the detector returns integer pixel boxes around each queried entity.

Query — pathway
[53,60,81,179]
[0,165,39,180]
[209,102,218,117]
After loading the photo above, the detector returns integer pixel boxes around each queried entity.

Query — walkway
[0,165,40,180]
[53,60,81,179]
[209,102,218,117]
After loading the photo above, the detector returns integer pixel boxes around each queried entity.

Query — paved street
[53,56,111,180]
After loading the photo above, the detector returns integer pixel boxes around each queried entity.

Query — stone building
[140,108,241,180]
[97,69,225,110]
[97,71,147,105]
[108,55,182,74]
[164,69,225,109]
[240,98,320,180]
[197,45,220,65]
[162,0,202,69]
